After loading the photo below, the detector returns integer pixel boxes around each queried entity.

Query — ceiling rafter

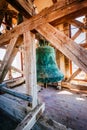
[0,0,87,45]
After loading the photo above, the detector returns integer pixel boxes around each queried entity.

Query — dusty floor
[0,85,87,130]
[38,86,87,130]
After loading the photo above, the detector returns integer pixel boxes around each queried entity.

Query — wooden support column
[24,31,37,109]
[56,23,71,79]
[84,15,87,80]
[63,23,71,79]
[60,52,66,78]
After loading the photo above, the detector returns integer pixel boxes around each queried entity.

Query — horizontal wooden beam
[0,84,32,102]
[4,77,25,88]
[58,81,87,92]
[0,0,87,45]
[36,23,87,73]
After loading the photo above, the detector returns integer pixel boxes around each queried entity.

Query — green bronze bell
[36,40,64,83]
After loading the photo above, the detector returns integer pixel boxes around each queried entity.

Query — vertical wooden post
[63,23,71,79]
[60,53,66,78]
[56,23,71,80]
[84,15,87,79]
[24,31,37,109]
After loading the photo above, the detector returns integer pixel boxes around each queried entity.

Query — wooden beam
[6,0,35,18]
[0,34,23,47]
[0,95,27,121]
[71,29,82,40]
[67,68,82,82]
[58,81,87,92]
[0,60,24,75]
[24,31,37,109]
[5,77,25,88]
[52,0,57,4]
[80,43,87,48]
[0,36,23,82]
[36,23,87,73]
[15,103,45,130]
[68,20,87,32]
[0,37,18,82]
[0,0,87,44]
[63,23,71,79]
[4,77,24,88]
[0,84,32,102]
[37,116,69,130]
[16,0,35,16]
[51,8,87,26]
[11,66,24,75]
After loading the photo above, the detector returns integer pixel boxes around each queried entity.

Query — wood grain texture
[0,0,87,45]
[67,68,82,82]
[24,31,37,108]
[36,23,87,73]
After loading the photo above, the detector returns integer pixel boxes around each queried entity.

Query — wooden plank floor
[0,84,87,130]
[38,86,87,130]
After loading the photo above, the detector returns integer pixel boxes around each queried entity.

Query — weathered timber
[24,31,37,109]
[68,20,87,32]
[0,36,23,82]
[16,0,35,16]
[58,81,87,91]
[5,77,25,88]
[15,103,45,130]
[0,60,24,75]
[6,0,34,18]
[0,83,32,102]
[10,66,24,75]
[0,0,87,45]
[0,95,27,121]
[0,34,23,47]
[36,23,87,73]
[36,116,72,130]
[62,23,71,79]
[80,43,87,48]
[67,68,82,82]
[71,79,87,84]
[71,29,82,40]
[52,0,57,4]
[57,23,70,79]
[0,37,18,82]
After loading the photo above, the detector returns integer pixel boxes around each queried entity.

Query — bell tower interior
[0,0,87,130]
